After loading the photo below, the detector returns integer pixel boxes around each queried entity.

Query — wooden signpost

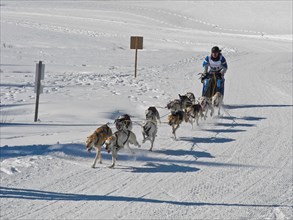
[130,36,143,78]
[34,61,45,122]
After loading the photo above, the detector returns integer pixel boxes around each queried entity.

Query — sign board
[130,36,143,50]
[35,64,45,82]
[35,63,45,94]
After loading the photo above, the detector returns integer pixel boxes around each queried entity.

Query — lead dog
[85,124,112,168]
[168,110,185,140]
[211,92,223,115]
[142,107,160,151]
[105,130,141,168]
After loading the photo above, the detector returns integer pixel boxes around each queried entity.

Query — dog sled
[201,72,224,98]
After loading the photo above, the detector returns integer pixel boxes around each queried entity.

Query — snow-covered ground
[1,1,292,219]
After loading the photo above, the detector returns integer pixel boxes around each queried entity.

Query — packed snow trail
[1,1,292,219]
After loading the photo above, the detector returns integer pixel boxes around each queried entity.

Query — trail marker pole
[134,47,138,78]
[130,36,143,78]
[34,61,45,122]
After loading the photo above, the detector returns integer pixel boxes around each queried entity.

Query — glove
[220,68,226,78]
[201,73,206,83]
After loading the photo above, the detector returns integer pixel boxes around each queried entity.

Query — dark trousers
[202,74,224,97]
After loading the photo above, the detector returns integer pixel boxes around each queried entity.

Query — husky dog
[168,110,185,139]
[197,96,214,119]
[145,106,161,124]
[142,107,160,151]
[85,124,112,168]
[212,92,223,115]
[185,104,204,128]
[166,99,182,112]
[178,94,193,110]
[105,130,141,168]
[114,114,132,131]
[185,92,196,104]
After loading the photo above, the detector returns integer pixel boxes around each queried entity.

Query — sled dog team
[85,92,223,168]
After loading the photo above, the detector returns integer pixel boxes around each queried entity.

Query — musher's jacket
[203,54,228,74]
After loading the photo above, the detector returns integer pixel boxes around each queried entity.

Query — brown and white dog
[211,92,223,115]
[85,124,112,168]
[197,96,214,119]
[105,130,141,168]
[185,104,204,128]
[168,110,185,139]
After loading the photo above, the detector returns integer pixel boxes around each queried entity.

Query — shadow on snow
[179,136,235,144]
[1,187,291,209]
[130,162,199,173]
[219,116,267,121]
[0,144,256,169]
[224,104,293,109]
[156,149,214,159]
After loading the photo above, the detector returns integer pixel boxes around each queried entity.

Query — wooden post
[134,48,138,78]
[34,61,42,122]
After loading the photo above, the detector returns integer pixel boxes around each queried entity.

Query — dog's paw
[108,165,114,169]
[91,165,95,168]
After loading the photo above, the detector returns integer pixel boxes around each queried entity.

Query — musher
[201,46,228,97]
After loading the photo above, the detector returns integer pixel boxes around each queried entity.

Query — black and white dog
[197,96,214,119]
[178,94,193,111]
[185,92,196,104]
[142,107,160,151]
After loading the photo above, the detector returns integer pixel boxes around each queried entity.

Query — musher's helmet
[211,46,221,53]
